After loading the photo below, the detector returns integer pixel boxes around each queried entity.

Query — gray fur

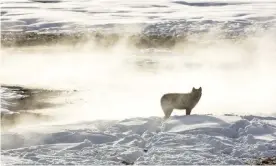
[160,87,202,119]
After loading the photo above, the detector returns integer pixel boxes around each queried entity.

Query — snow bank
[1,114,276,165]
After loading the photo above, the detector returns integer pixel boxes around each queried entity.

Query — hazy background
[1,30,276,124]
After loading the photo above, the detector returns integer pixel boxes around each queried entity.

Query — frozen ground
[1,114,276,165]
[1,0,276,165]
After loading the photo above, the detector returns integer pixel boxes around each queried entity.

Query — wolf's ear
[199,87,202,90]
[192,87,195,91]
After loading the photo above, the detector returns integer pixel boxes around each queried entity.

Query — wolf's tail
[160,95,173,119]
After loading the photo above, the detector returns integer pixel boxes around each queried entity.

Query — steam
[1,30,276,123]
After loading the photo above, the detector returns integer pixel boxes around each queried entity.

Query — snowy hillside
[1,0,276,33]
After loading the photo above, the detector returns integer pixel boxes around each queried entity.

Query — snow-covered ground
[1,115,276,165]
[1,0,276,165]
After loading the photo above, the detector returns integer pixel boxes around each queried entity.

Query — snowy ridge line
[1,17,276,47]
[1,114,276,164]
[2,26,276,48]
[2,18,275,35]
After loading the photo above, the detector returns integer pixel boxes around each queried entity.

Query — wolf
[160,87,202,119]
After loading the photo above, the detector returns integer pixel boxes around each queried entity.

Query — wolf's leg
[163,108,173,119]
[186,108,192,115]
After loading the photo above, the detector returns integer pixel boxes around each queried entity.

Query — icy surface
[1,115,276,165]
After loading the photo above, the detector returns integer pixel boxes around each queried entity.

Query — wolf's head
[192,87,202,96]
